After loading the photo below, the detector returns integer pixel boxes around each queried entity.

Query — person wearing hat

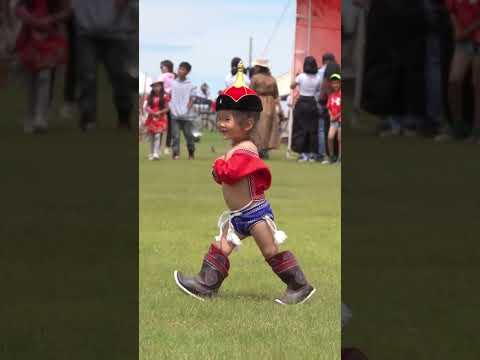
[326,73,342,163]
[250,58,282,159]
[174,62,316,305]
[144,76,169,160]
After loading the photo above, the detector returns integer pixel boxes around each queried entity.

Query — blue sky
[139,0,296,96]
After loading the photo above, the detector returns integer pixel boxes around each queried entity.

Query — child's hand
[211,169,220,182]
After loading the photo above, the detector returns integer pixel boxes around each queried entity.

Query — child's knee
[262,245,279,259]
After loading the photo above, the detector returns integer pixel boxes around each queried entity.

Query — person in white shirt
[290,56,322,162]
[170,61,196,160]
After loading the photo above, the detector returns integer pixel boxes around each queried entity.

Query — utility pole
[248,36,253,69]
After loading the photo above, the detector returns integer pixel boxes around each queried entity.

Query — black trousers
[76,35,133,128]
[291,96,319,154]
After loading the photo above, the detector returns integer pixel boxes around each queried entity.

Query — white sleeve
[295,73,303,85]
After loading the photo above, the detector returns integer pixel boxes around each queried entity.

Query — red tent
[286,0,341,153]
[293,0,341,76]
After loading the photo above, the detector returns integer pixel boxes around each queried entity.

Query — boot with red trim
[174,244,229,301]
[266,250,316,305]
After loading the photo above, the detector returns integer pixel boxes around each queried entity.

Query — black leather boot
[267,251,316,305]
[174,244,229,301]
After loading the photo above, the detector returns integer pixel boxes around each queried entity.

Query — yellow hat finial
[233,61,245,88]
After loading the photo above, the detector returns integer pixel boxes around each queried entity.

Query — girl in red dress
[144,77,169,160]
[327,73,342,163]
[15,0,69,133]
[174,63,316,305]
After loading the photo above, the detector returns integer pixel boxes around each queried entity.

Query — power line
[261,0,293,57]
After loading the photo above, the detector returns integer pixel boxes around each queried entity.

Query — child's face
[177,66,189,79]
[216,111,252,143]
[160,65,168,73]
[152,83,162,94]
[331,80,341,91]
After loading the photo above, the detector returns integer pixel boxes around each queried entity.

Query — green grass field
[139,133,341,359]
[1,71,139,359]
[340,85,480,359]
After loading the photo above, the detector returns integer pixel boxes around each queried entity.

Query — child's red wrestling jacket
[212,149,271,200]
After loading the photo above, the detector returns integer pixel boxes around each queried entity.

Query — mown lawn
[139,132,341,359]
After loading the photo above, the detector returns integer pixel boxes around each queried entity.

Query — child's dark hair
[160,60,174,73]
[231,57,241,75]
[179,61,192,72]
[148,83,165,109]
[303,56,318,74]
[322,53,335,64]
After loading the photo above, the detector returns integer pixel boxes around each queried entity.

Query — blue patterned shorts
[215,200,287,248]
[230,200,274,237]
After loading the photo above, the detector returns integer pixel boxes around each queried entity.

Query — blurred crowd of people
[357,0,480,144]
[140,56,289,161]
[1,0,138,133]
[290,53,342,164]
[140,53,344,163]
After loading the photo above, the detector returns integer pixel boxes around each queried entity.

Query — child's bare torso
[221,141,259,210]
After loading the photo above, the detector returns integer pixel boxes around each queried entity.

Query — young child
[144,76,169,160]
[169,61,196,160]
[327,73,342,163]
[15,0,69,133]
[174,63,316,305]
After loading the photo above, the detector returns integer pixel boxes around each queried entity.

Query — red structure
[286,0,341,153]
[293,0,341,76]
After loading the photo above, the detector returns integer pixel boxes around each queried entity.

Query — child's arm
[145,106,159,116]
[290,73,301,90]
[456,17,480,40]
[328,110,336,121]
[187,86,195,110]
[330,110,341,121]
[213,152,259,185]
[158,107,169,115]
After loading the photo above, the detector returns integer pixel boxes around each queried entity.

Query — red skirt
[16,26,68,72]
[145,115,168,134]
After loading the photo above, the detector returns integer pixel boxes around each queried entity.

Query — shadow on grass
[214,291,271,302]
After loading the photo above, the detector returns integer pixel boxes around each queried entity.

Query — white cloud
[139,0,296,94]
